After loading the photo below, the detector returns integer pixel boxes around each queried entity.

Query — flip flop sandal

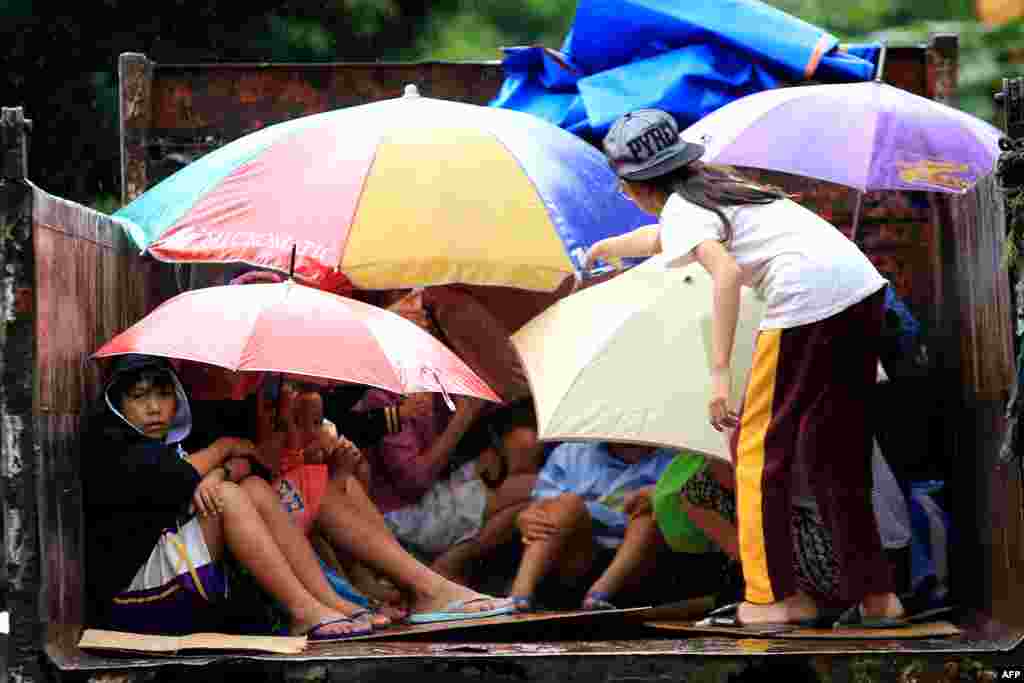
[833,603,958,629]
[408,597,517,624]
[696,602,834,629]
[832,604,910,629]
[581,591,617,611]
[303,613,374,642]
[510,595,535,613]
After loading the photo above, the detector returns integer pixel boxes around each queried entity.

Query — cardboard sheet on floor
[643,620,961,640]
[343,606,654,641]
[78,629,307,655]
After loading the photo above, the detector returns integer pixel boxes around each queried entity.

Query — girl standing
[586,109,903,628]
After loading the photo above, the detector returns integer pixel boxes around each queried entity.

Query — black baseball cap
[603,109,705,181]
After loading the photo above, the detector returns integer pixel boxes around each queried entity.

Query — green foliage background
[0,0,1019,208]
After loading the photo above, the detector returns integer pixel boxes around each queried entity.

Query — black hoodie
[82,355,203,628]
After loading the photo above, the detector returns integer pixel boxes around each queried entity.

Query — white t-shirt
[658,194,887,330]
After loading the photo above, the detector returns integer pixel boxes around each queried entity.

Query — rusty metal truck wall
[31,188,153,674]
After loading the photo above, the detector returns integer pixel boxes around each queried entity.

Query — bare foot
[375,603,409,623]
[349,564,404,605]
[736,591,819,625]
[860,592,905,620]
[291,607,370,638]
[409,580,512,616]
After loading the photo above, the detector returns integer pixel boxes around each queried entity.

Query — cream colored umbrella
[511,254,766,461]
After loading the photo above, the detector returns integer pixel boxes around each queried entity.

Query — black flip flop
[696,602,836,629]
[832,603,957,630]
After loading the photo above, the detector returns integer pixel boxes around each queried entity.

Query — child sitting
[83,355,371,641]
[508,441,675,611]
[380,402,545,584]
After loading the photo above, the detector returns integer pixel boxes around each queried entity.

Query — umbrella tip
[403,84,421,98]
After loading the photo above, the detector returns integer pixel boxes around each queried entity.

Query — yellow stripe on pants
[735,329,782,605]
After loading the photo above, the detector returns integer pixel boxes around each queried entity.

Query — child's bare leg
[684,503,740,560]
[334,474,392,533]
[486,474,538,516]
[585,511,664,603]
[432,473,538,582]
[509,494,595,600]
[431,501,530,584]
[238,477,369,620]
[318,476,405,606]
[315,484,511,615]
[197,482,360,636]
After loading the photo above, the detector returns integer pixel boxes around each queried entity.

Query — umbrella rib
[335,132,386,273]
[471,115,576,268]
[859,83,885,192]
[357,315,410,392]
[234,284,288,372]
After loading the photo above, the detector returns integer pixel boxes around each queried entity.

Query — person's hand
[302,419,338,464]
[320,434,365,478]
[709,367,740,432]
[192,467,227,517]
[518,505,559,544]
[212,436,257,462]
[623,486,654,520]
[583,239,617,270]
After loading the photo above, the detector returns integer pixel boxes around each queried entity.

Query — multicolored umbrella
[113,85,652,293]
[92,279,501,403]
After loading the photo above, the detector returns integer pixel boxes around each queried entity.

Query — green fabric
[653,451,712,553]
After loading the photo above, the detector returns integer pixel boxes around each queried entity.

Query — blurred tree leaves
[0,0,1016,208]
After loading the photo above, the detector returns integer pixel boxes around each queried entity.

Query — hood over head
[103,354,192,445]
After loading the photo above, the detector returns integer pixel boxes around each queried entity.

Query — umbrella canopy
[114,85,651,293]
[93,280,501,403]
[511,256,765,460]
[681,80,1003,194]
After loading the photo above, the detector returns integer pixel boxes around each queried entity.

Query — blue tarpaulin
[491,0,881,141]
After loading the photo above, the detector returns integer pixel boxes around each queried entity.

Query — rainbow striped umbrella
[114,85,651,292]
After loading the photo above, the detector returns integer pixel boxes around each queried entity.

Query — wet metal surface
[48,614,1023,672]
[50,634,1022,672]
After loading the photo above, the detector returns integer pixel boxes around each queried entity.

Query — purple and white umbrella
[680,53,1002,237]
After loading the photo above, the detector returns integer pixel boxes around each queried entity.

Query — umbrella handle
[423,367,456,412]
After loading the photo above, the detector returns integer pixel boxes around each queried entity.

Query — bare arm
[693,239,743,430]
[187,437,257,477]
[414,396,486,482]
[584,226,662,268]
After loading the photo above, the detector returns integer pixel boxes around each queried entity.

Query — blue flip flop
[408,597,517,624]
[303,612,373,642]
[510,595,535,613]
[582,591,617,611]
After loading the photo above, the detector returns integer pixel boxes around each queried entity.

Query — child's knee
[540,497,589,528]
[215,480,247,509]
[238,475,276,506]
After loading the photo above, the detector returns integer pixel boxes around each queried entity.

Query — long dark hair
[646,162,788,244]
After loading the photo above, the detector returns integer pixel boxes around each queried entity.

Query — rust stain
[281,79,327,112]
[14,287,32,315]
[237,73,269,104]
